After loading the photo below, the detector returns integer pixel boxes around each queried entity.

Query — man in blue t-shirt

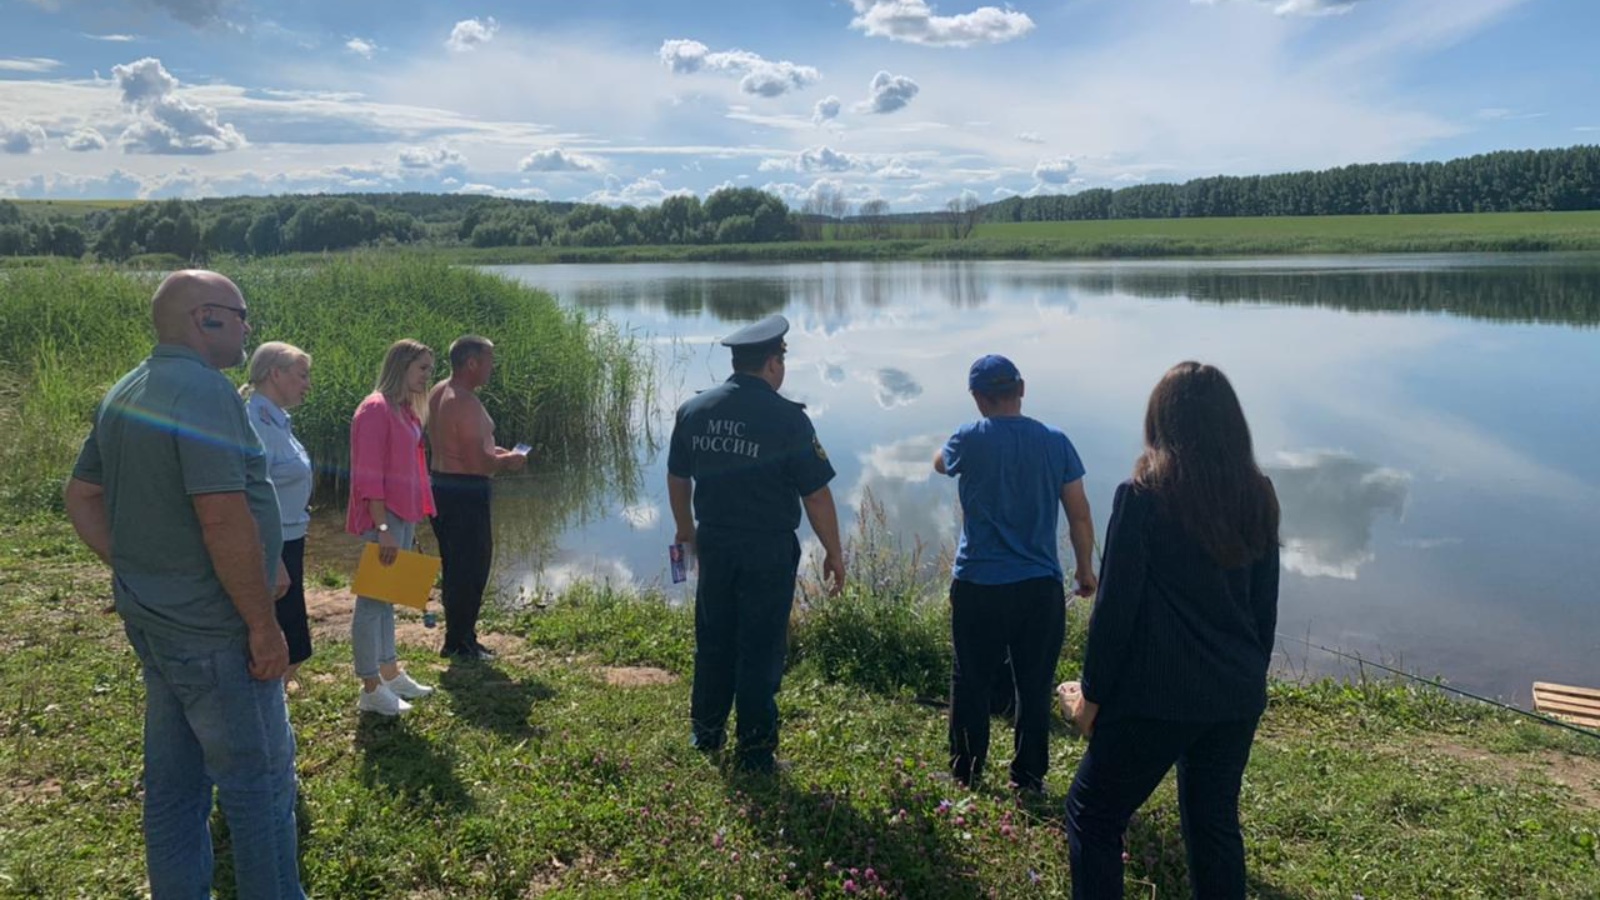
[934,354,1097,792]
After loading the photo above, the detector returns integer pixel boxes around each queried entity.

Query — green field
[376,211,1600,265]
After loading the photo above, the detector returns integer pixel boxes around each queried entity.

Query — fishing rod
[1275,632,1600,741]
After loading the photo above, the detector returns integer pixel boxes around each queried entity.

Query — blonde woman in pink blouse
[347,339,438,716]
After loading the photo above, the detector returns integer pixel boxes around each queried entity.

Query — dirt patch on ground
[304,587,532,661]
[1422,739,1600,812]
[305,587,440,651]
[600,666,677,688]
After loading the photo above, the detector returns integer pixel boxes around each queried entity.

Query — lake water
[407,256,1600,703]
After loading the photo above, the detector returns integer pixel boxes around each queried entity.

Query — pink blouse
[346,392,436,534]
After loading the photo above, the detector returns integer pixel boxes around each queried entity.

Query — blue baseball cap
[968,354,1021,392]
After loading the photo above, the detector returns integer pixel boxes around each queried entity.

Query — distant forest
[2,145,1598,260]
[986,145,1600,222]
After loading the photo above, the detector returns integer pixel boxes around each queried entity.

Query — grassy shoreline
[2,515,1596,899]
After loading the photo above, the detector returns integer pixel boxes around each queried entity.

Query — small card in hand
[669,543,687,583]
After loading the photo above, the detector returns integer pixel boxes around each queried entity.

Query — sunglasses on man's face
[201,303,248,323]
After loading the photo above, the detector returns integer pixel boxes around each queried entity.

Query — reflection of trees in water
[1070,265,1600,327]
[563,262,991,322]
[488,433,646,595]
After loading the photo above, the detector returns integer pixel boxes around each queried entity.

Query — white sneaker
[382,670,435,700]
[357,684,412,716]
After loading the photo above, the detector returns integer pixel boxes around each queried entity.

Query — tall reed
[0,257,650,514]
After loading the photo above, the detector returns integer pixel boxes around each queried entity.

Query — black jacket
[1081,480,1280,723]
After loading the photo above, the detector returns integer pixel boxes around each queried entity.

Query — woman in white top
[242,342,316,689]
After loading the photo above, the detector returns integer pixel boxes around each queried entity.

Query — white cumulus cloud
[62,127,107,151]
[848,0,1035,47]
[397,145,465,171]
[446,17,498,52]
[584,176,694,206]
[854,70,920,114]
[1016,131,1044,144]
[345,37,377,59]
[658,39,821,98]
[519,148,601,172]
[877,159,922,180]
[758,145,861,173]
[111,57,245,154]
[1,120,48,154]
[1033,157,1078,184]
[457,183,550,200]
[813,96,841,125]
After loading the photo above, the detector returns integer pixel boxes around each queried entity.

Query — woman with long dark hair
[1063,361,1281,900]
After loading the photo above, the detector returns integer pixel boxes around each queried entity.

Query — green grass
[316,211,1600,265]
[0,257,650,516]
[2,515,1596,899]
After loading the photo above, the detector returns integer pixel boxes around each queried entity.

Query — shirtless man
[427,335,527,660]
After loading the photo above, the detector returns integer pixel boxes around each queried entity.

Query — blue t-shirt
[941,415,1086,585]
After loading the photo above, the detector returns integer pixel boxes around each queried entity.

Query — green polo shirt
[71,344,282,643]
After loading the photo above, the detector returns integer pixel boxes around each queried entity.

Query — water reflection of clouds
[1266,450,1410,580]
[519,557,637,596]
[848,434,960,554]
[873,368,924,409]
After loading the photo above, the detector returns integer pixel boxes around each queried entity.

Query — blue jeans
[1065,716,1259,900]
[125,623,304,900]
[352,514,415,679]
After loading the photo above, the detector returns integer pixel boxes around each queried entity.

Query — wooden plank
[1545,711,1600,729]
[1534,681,1600,702]
[1534,697,1600,719]
[1535,694,1600,715]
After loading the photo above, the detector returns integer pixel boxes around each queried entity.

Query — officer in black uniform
[667,313,846,774]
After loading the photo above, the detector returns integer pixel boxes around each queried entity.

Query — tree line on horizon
[3,145,1600,261]
[986,145,1600,223]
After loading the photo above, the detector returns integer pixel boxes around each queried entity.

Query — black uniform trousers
[690,525,801,772]
[429,473,493,653]
[948,576,1065,791]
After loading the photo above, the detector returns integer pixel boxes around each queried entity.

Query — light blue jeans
[125,622,304,900]
[352,513,415,680]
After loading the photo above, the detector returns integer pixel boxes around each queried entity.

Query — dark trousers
[276,537,312,665]
[1065,716,1260,900]
[429,473,493,652]
[948,577,1065,790]
[690,527,800,771]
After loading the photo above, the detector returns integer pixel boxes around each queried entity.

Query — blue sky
[1,0,1595,209]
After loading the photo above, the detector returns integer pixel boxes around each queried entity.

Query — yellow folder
[351,544,441,611]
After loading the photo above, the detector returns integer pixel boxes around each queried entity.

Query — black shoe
[470,640,496,660]
[441,643,486,661]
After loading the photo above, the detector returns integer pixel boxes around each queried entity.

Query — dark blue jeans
[1065,715,1259,900]
[689,527,800,771]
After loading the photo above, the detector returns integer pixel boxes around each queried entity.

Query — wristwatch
[377,523,389,533]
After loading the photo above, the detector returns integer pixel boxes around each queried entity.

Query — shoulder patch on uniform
[257,404,274,426]
[812,435,828,461]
